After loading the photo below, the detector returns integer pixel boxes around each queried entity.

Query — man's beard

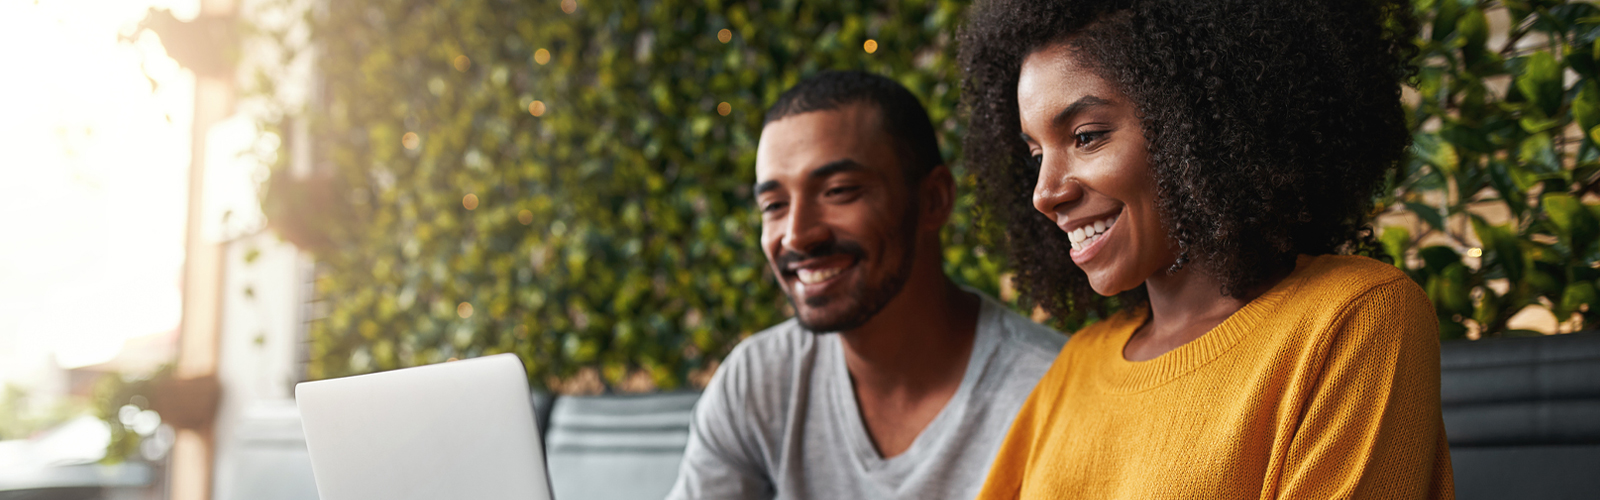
[777,207,919,333]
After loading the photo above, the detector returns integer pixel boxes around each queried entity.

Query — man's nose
[1032,157,1083,217]
[781,200,832,254]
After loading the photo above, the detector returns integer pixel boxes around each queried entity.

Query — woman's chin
[1085,273,1136,297]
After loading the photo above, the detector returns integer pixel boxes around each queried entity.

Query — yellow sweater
[978,255,1454,499]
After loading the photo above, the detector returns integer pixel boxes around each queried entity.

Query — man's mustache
[775,240,867,272]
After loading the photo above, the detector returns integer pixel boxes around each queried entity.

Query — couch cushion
[543,392,699,500]
[1440,331,1600,446]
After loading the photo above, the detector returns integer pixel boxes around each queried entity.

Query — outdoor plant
[261,0,988,390]
[1388,0,1600,338]
[256,0,1600,391]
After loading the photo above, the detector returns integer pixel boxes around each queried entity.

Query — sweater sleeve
[1276,277,1455,500]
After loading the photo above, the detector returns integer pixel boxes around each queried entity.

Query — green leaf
[1412,132,1460,175]
[1472,215,1526,283]
[1459,8,1491,65]
[1436,263,1474,315]
[1473,286,1501,331]
[1514,51,1565,117]
[1559,282,1599,318]
[1543,193,1600,255]
[1487,160,1528,218]
[1520,133,1560,173]
[1380,226,1411,266]
[1406,201,1448,232]
[1575,81,1600,135]
[1418,245,1462,275]
[1432,0,1466,41]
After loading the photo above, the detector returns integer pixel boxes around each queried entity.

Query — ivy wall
[261,0,1600,391]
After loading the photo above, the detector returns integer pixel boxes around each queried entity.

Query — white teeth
[1068,216,1118,251]
[797,266,844,284]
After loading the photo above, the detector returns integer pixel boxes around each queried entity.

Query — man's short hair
[764,70,943,183]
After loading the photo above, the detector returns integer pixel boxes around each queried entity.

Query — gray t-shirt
[667,291,1066,500]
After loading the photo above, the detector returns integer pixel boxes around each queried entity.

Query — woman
[959,0,1454,498]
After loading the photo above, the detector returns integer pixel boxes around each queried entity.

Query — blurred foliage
[92,365,172,463]
[262,0,990,390]
[1387,0,1600,339]
[261,0,1600,392]
[0,384,85,441]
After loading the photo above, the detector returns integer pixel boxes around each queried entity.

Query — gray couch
[162,331,1600,500]
[1441,330,1600,499]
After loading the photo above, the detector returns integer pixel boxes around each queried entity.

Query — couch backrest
[541,392,699,500]
[1440,330,1600,499]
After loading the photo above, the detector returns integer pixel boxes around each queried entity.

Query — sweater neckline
[1095,255,1314,393]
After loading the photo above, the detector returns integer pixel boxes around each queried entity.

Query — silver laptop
[295,353,553,500]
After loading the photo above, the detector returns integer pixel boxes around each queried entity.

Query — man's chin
[793,302,871,333]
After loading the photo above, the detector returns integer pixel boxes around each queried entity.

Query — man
[666,71,1066,499]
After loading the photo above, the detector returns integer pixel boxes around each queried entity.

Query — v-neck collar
[824,294,1002,471]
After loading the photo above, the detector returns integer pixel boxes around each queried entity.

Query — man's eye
[761,201,787,213]
[825,186,860,197]
[1075,130,1109,147]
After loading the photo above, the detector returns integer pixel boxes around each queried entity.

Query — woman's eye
[1028,154,1044,170]
[1075,130,1108,147]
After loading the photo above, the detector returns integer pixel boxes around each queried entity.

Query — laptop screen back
[295,354,552,500]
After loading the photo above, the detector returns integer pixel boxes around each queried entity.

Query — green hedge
[264,0,1600,390]
[268,0,990,390]
[1390,0,1600,339]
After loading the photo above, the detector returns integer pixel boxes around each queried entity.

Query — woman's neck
[1124,261,1289,362]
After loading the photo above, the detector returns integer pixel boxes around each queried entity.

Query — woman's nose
[1032,156,1083,217]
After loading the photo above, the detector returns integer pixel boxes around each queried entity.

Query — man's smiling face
[754,102,919,333]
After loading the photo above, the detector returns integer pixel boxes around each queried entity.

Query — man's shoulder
[981,295,1068,362]
[723,318,816,369]
[704,319,821,401]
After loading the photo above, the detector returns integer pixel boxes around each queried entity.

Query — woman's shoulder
[1289,254,1424,306]
[1281,254,1436,344]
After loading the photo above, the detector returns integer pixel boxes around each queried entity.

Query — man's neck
[837,269,980,457]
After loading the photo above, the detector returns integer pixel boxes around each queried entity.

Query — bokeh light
[453,55,471,72]
[529,100,547,117]
[457,302,474,318]
[717,102,731,116]
[534,48,551,65]
[864,39,878,53]
[401,132,420,149]
[717,29,732,43]
[561,0,577,14]
[462,193,479,210]
[518,209,533,225]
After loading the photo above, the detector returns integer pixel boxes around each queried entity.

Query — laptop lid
[295,353,552,500]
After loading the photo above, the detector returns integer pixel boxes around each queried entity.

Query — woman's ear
[919,164,957,231]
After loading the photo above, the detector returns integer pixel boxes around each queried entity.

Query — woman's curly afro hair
[959,0,1417,321]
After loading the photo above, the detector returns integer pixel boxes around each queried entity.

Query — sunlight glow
[0,0,198,379]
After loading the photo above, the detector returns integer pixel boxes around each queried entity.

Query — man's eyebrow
[754,180,781,196]
[1051,95,1112,128]
[754,159,866,195]
[809,159,866,179]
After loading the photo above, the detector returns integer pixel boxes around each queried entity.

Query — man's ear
[918,164,956,231]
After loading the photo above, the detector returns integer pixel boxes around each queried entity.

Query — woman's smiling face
[1018,43,1176,296]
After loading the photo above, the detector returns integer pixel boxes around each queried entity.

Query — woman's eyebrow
[1052,95,1111,128]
